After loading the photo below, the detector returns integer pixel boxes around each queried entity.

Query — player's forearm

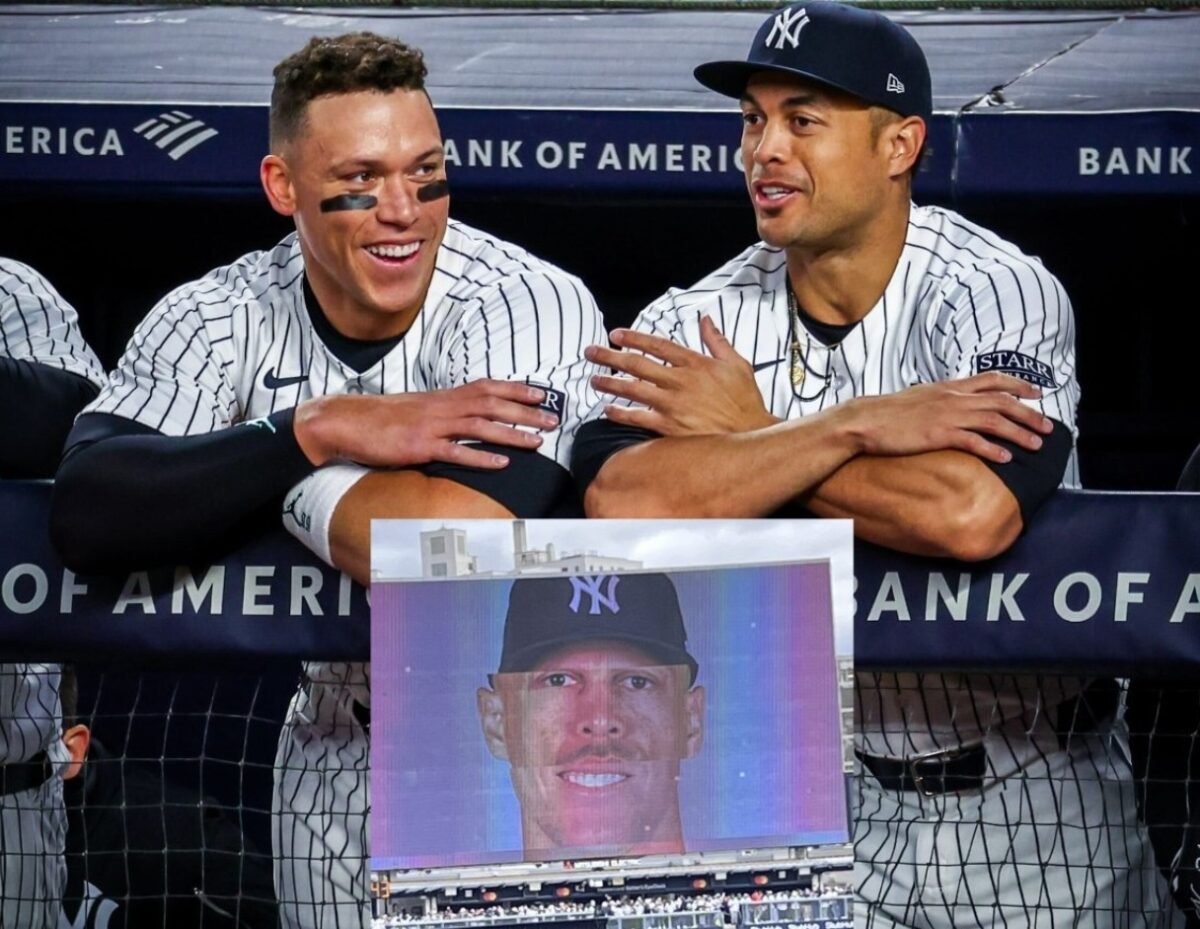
[50,410,314,573]
[0,358,99,479]
[584,411,865,518]
[806,451,1023,561]
[330,471,513,584]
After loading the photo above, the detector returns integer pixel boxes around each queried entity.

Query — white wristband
[282,463,370,566]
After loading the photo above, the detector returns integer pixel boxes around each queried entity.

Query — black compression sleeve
[0,357,99,479]
[570,419,659,498]
[982,418,1074,522]
[422,445,582,517]
[50,411,315,573]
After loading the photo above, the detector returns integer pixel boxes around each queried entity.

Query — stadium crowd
[370,886,854,928]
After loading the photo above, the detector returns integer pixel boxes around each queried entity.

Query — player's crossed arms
[586,317,1050,464]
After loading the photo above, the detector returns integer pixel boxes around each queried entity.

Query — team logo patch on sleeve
[974,350,1058,388]
[524,379,566,426]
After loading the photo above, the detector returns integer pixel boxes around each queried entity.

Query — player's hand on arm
[581,371,1051,521]
[284,383,563,585]
[806,375,1064,561]
[292,379,557,469]
[842,372,1052,462]
[585,318,778,436]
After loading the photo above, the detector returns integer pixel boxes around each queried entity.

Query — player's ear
[61,723,91,781]
[476,687,510,761]
[261,154,298,217]
[884,116,926,180]
[683,686,705,759]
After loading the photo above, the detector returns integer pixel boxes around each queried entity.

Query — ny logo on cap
[568,575,621,616]
[765,7,810,51]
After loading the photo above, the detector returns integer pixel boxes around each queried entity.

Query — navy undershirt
[0,357,99,479]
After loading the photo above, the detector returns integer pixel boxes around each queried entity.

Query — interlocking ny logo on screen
[568,575,621,615]
[132,110,219,161]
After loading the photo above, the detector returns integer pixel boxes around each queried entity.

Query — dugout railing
[4,484,1200,925]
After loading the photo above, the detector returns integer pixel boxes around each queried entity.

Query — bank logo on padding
[132,110,219,161]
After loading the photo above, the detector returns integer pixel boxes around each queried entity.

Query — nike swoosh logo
[263,367,309,389]
[752,357,788,372]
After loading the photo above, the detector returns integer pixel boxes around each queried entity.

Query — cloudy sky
[372,518,853,653]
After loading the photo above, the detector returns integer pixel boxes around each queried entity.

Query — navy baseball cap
[694,2,932,122]
[496,573,699,685]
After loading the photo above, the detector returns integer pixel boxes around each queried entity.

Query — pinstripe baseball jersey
[0,258,104,386]
[1,258,100,768]
[1,257,98,929]
[82,219,604,472]
[608,202,1080,489]
[599,203,1080,757]
[0,664,69,769]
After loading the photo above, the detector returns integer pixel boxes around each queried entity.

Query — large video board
[371,562,847,871]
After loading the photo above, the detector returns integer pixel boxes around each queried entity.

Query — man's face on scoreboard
[739,72,908,252]
[262,89,450,341]
[477,640,705,859]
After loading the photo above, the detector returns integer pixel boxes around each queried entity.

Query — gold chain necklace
[787,286,835,396]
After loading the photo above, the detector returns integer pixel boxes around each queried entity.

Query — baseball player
[478,573,704,861]
[49,33,604,929]
[1,257,105,479]
[55,665,279,928]
[570,3,1175,926]
[2,258,104,929]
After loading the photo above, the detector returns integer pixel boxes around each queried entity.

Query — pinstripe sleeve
[440,270,607,471]
[82,286,240,436]
[934,260,1079,438]
[0,258,105,386]
[580,287,709,425]
[0,664,60,764]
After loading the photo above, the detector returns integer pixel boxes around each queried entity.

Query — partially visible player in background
[1126,446,1200,927]
[50,32,603,929]
[1,257,104,479]
[56,666,279,929]
[1,257,105,929]
[571,3,1177,926]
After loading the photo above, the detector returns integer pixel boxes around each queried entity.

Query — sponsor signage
[4,484,1199,669]
[6,102,1193,197]
[954,111,1199,196]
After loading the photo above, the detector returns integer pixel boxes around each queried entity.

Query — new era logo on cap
[887,73,905,94]
[765,7,810,50]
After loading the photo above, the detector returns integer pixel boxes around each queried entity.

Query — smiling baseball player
[50,33,603,929]
[2,257,104,929]
[570,3,1175,926]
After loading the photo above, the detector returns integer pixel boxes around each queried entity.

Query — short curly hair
[270,32,428,149]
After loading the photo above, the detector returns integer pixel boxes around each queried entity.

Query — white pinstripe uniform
[601,204,1173,927]
[1,258,103,929]
[1,259,105,387]
[81,220,605,929]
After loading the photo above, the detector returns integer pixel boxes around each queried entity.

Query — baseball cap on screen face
[694,1,932,122]
[497,573,699,685]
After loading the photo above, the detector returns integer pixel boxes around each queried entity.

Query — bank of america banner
[2,103,1196,199]
[2,484,1199,669]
